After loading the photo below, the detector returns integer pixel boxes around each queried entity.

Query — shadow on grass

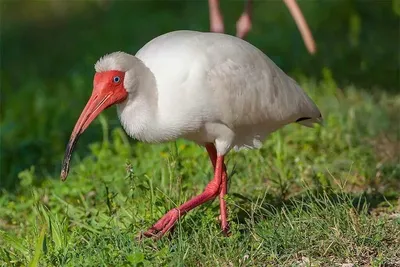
[229,189,398,228]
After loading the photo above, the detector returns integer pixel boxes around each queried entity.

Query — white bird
[61,30,322,238]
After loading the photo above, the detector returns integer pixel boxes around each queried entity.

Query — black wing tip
[295,113,324,127]
[296,117,312,122]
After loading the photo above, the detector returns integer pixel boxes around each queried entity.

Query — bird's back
[136,30,322,150]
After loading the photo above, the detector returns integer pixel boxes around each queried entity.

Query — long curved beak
[61,91,115,181]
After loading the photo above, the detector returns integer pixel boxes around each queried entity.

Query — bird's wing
[136,30,321,129]
[197,32,322,128]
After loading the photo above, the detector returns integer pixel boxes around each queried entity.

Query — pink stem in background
[209,0,317,55]
[209,0,225,33]
[283,0,317,54]
[236,0,252,39]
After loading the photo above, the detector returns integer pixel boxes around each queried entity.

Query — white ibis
[209,0,317,54]
[61,30,322,238]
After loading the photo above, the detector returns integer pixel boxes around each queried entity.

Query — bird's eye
[113,76,121,83]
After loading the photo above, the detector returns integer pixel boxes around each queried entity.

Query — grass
[1,1,400,266]
[1,0,399,189]
[1,77,399,266]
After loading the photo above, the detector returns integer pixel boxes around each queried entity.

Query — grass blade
[28,224,46,267]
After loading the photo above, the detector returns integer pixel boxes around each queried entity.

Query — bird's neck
[116,58,166,143]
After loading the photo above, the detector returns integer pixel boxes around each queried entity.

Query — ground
[1,1,399,266]
[1,76,399,266]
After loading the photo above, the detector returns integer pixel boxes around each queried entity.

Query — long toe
[222,223,231,236]
[217,215,231,236]
[143,208,180,238]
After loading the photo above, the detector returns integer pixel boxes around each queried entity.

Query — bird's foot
[142,208,181,239]
[218,214,231,236]
[222,221,230,236]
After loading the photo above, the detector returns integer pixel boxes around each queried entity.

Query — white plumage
[100,30,322,155]
[62,30,322,238]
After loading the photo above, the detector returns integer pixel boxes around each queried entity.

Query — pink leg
[143,149,225,238]
[283,0,317,54]
[205,144,229,235]
[236,0,253,39]
[209,0,225,33]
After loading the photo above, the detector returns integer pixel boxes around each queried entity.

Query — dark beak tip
[60,170,68,181]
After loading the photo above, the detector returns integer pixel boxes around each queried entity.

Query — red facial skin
[60,70,128,180]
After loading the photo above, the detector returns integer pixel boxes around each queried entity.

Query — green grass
[1,1,400,266]
[1,0,399,189]
[1,78,399,266]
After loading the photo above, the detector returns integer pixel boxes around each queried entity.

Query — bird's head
[60,52,137,181]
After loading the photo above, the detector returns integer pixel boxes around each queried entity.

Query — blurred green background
[1,1,400,265]
[0,0,399,190]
